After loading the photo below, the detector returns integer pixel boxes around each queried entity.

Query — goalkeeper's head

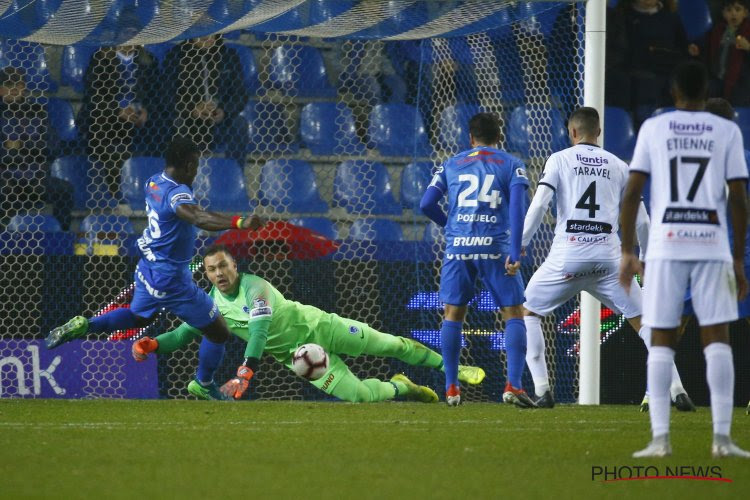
[203,244,240,294]
[165,136,201,185]
[671,61,708,107]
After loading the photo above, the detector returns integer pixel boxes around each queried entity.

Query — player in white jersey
[620,61,750,458]
[522,107,692,410]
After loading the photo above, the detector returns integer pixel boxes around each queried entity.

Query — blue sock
[440,319,463,391]
[88,308,137,333]
[196,337,226,385]
[505,318,527,389]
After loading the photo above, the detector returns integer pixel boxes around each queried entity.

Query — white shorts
[642,260,738,328]
[524,257,642,318]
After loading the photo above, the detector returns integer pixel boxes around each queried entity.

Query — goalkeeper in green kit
[133,244,486,402]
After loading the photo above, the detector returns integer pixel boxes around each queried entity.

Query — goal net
[0,0,587,402]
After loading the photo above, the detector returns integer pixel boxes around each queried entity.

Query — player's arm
[619,172,647,290]
[635,200,650,261]
[508,183,527,264]
[175,203,265,232]
[521,184,553,249]
[132,322,201,361]
[728,179,748,300]
[420,164,448,227]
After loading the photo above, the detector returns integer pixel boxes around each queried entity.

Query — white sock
[524,315,549,394]
[647,346,674,439]
[638,326,685,399]
[704,342,734,436]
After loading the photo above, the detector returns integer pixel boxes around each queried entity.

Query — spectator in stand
[696,0,750,106]
[0,67,73,230]
[610,0,693,114]
[163,35,248,167]
[78,43,164,200]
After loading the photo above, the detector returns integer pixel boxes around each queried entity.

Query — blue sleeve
[167,185,197,213]
[419,186,447,227]
[509,183,527,263]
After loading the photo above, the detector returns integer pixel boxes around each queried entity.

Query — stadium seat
[300,103,366,155]
[288,217,338,240]
[507,106,569,158]
[241,100,299,153]
[603,107,636,160]
[266,45,336,97]
[736,107,750,149]
[678,0,712,41]
[61,45,95,93]
[368,104,432,156]
[120,156,166,210]
[226,43,260,93]
[259,160,328,213]
[144,43,173,66]
[334,160,402,215]
[349,218,403,241]
[51,156,116,210]
[47,98,78,143]
[80,214,135,235]
[400,162,433,212]
[438,104,479,151]
[7,213,62,232]
[78,214,136,255]
[193,158,255,212]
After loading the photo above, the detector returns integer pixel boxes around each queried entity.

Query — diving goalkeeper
[133,244,486,402]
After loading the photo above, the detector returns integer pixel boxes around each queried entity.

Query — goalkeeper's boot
[673,392,696,412]
[391,374,438,403]
[45,316,89,349]
[458,365,485,385]
[502,383,538,408]
[712,435,750,458]
[633,434,671,458]
[187,379,232,401]
[445,384,461,406]
[639,394,649,413]
[535,390,555,409]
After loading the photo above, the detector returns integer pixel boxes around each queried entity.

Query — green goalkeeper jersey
[170,273,330,361]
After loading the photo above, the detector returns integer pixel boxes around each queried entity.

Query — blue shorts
[439,254,524,308]
[130,261,219,329]
[683,263,750,319]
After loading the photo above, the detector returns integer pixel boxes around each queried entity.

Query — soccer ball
[292,343,329,380]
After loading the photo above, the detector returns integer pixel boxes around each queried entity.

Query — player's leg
[304,354,437,403]
[691,261,750,457]
[438,258,476,405]
[633,259,689,458]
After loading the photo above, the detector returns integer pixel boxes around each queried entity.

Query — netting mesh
[0,1,587,402]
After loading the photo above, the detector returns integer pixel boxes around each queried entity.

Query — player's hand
[132,337,158,362]
[687,43,699,57]
[734,258,748,301]
[736,35,750,51]
[505,255,521,276]
[619,252,643,292]
[220,366,255,400]
[241,215,266,231]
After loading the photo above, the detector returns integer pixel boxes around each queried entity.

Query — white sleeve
[635,200,650,260]
[522,184,554,248]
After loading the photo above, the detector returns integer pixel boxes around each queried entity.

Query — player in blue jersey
[45,136,264,400]
[420,112,533,407]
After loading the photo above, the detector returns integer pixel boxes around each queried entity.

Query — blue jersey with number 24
[430,146,529,254]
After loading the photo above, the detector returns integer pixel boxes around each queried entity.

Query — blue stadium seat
[120,156,166,210]
[288,217,338,240]
[300,103,365,155]
[47,98,78,143]
[400,162,432,212]
[604,107,636,161]
[438,104,479,151]
[507,106,569,158]
[334,160,402,215]
[7,213,62,232]
[241,100,299,153]
[80,214,135,235]
[678,0,712,40]
[267,45,336,97]
[1,40,56,91]
[309,0,357,25]
[736,107,750,149]
[259,160,328,213]
[349,218,403,241]
[226,43,260,92]
[144,43,173,66]
[193,158,255,212]
[61,45,95,93]
[51,156,116,210]
[368,104,431,156]
[79,214,136,254]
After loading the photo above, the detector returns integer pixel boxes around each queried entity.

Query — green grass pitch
[2,400,749,499]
